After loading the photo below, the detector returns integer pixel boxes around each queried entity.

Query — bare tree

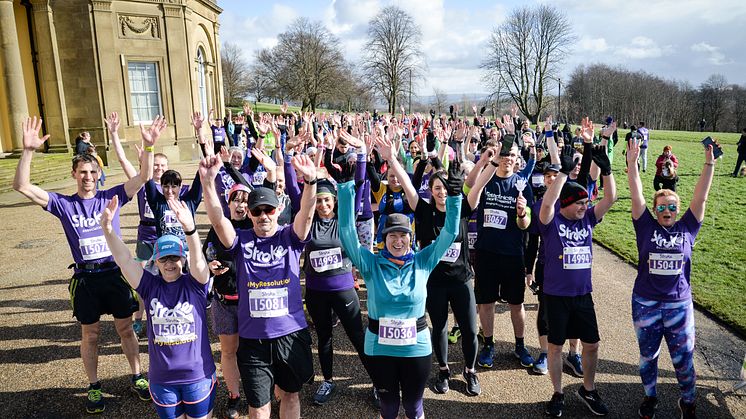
[432,88,447,114]
[221,42,252,106]
[363,6,424,114]
[482,5,574,123]
[253,18,344,112]
[699,74,728,131]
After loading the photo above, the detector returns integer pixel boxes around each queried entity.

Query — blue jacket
[338,181,460,357]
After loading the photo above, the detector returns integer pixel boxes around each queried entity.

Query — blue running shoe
[565,352,584,377]
[477,344,495,368]
[514,345,534,368]
[533,353,548,374]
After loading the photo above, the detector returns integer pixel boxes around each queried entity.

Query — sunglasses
[157,255,182,263]
[250,206,277,217]
[656,204,678,213]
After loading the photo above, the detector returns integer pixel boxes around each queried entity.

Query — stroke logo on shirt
[651,230,683,249]
[242,241,289,267]
[72,212,102,229]
[558,224,590,245]
[150,299,195,323]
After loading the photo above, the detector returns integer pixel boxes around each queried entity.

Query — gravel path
[0,163,743,418]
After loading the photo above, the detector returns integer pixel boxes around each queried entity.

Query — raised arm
[626,138,646,219]
[167,198,208,284]
[689,145,716,222]
[291,155,317,240]
[101,196,143,288]
[105,112,138,179]
[418,166,463,269]
[377,135,420,208]
[199,155,236,248]
[467,151,498,210]
[540,145,578,225]
[124,116,166,198]
[13,117,50,207]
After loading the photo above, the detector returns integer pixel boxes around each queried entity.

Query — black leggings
[304,287,372,380]
[368,354,431,419]
[426,281,478,370]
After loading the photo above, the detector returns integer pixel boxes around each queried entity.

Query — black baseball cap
[247,187,279,210]
[381,213,412,236]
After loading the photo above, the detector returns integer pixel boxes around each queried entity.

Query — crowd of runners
[12,102,719,419]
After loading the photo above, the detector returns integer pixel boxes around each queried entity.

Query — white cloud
[691,42,728,65]
[579,37,609,53]
[616,36,674,59]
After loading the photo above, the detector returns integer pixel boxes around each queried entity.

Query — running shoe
[371,386,381,409]
[514,345,534,368]
[545,392,564,417]
[463,370,481,396]
[131,376,151,401]
[313,380,335,406]
[225,394,241,419]
[678,398,696,419]
[86,385,105,414]
[477,344,495,368]
[433,369,450,394]
[448,326,461,344]
[533,353,548,375]
[638,395,658,419]
[565,352,584,377]
[576,386,609,416]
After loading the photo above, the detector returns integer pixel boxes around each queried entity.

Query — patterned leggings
[632,294,696,403]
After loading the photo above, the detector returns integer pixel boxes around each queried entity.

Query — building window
[127,62,162,123]
[197,48,208,117]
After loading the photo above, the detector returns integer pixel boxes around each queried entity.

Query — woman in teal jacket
[338,159,463,419]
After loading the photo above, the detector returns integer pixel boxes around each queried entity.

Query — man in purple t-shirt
[12,115,165,414]
[538,119,617,418]
[200,153,318,419]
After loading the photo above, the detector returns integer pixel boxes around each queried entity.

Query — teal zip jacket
[338,181,461,357]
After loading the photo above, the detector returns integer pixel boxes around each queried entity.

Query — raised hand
[559,144,579,175]
[167,198,195,232]
[601,121,617,138]
[510,104,518,118]
[101,195,118,234]
[546,135,559,163]
[445,160,465,196]
[580,117,595,143]
[705,144,715,164]
[502,114,515,134]
[291,154,317,182]
[198,155,222,181]
[243,102,253,118]
[140,115,167,146]
[374,135,396,162]
[544,115,553,133]
[340,130,363,149]
[191,111,205,131]
[22,116,50,150]
[219,145,229,163]
[592,146,612,176]
[105,112,121,134]
[251,148,277,172]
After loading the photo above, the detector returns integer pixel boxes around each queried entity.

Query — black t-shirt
[415,198,473,285]
[203,218,252,299]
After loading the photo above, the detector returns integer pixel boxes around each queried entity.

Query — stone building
[0,0,223,162]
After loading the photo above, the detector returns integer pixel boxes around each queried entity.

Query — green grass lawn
[227,102,338,116]
[592,129,746,335]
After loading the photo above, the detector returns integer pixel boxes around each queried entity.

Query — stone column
[162,4,193,142]
[0,0,30,154]
[30,0,70,153]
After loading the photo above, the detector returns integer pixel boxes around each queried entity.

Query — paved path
[0,163,744,418]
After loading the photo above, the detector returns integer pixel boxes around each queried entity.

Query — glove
[445,160,465,197]
[559,145,579,175]
[592,146,612,176]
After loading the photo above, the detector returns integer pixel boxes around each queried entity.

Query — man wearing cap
[199,153,318,419]
[13,116,165,413]
[466,117,534,370]
[538,121,617,417]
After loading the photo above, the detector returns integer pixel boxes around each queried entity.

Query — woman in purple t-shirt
[101,196,215,419]
[627,140,716,419]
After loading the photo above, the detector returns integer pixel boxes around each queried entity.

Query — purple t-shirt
[136,271,215,385]
[539,206,599,297]
[136,188,157,243]
[633,209,701,301]
[215,167,237,219]
[228,224,308,339]
[211,125,226,144]
[45,184,130,272]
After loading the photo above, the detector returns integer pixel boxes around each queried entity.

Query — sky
[216,0,746,98]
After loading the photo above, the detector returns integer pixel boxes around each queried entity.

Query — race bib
[248,287,289,318]
[440,242,461,263]
[252,171,267,186]
[648,253,684,275]
[484,208,508,229]
[163,210,180,229]
[467,232,477,250]
[309,248,343,273]
[151,314,196,345]
[214,134,224,143]
[377,317,417,346]
[143,201,154,219]
[79,236,111,261]
[531,173,544,188]
[563,246,592,270]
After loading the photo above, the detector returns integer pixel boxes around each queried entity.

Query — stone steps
[0,153,73,194]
